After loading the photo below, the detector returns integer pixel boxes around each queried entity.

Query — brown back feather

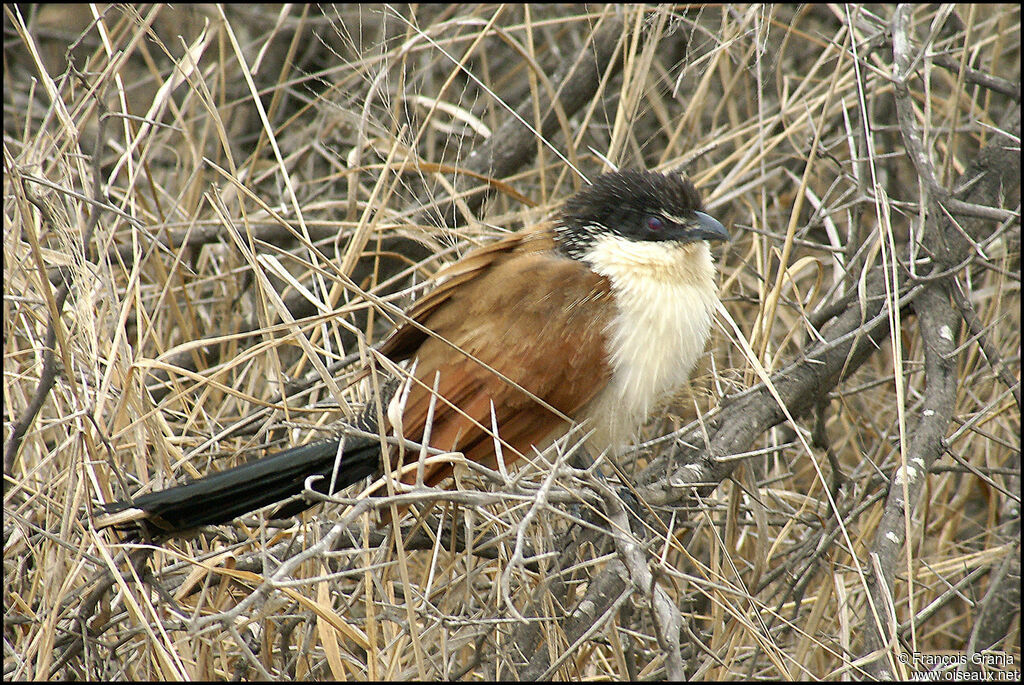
[378,224,613,486]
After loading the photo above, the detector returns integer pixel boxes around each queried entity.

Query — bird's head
[555,169,728,263]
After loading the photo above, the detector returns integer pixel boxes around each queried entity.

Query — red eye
[646,216,664,232]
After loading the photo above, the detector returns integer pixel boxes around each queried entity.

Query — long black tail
[98,437,380,537]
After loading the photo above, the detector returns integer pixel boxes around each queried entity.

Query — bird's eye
[646,215,665,232]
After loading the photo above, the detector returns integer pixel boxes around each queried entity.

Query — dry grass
[3,4,1019,681]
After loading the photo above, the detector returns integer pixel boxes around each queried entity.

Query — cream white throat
[581,235,719,449]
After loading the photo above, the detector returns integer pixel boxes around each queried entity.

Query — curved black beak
[693,211,730,243]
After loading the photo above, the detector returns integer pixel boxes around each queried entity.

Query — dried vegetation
[3,4,1020,680]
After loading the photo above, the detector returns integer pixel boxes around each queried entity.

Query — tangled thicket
[4,4,1019,680]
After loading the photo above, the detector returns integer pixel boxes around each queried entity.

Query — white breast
[581,236,719,450]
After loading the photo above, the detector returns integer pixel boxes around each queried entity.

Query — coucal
[97,169,728,537]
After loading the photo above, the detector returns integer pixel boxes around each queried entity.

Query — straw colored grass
[4,4,1019,680]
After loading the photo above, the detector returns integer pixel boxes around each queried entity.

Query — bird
[96,169,729,538]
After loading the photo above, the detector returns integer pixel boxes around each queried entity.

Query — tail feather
[98,437,380,537]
